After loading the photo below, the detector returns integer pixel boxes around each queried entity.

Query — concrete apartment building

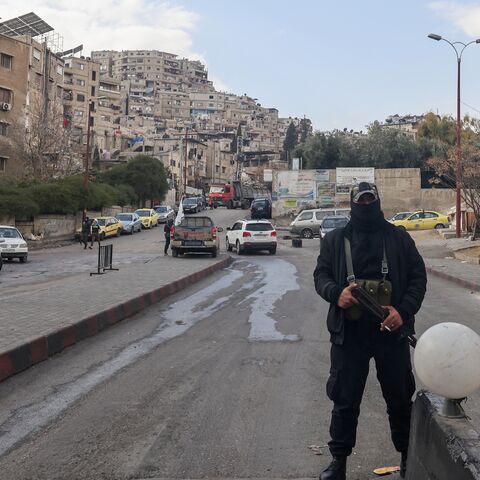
[381,114,426,140]
[0,31,64,177]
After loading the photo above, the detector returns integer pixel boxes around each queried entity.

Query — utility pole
[184,127,188,197]
[83,101,93,221]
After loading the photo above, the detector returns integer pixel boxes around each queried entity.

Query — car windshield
[96,219,106,226]
[246,223,274,231]
[209,186,223,194]
[117,214,132,221]
[0,227,22,238]
[392,213,410,220]
[253,200,269,207]
[156,207,168,212]
[322,218,349,229]
[136,210,150,217]
[183,198,196,205]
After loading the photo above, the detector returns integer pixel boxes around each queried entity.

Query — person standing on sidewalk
[313,182,427,480]
[81,217,92,249]
[164,218,173,255]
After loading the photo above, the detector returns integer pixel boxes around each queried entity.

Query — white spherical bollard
[414,322,480,399]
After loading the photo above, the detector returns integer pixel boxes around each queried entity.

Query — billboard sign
[336,167,375,186]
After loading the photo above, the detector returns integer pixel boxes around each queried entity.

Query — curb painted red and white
[0,256,233,382]
[426,266,480,293]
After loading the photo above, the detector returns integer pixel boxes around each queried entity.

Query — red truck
[207,184,225,208]
[221,181,270,209]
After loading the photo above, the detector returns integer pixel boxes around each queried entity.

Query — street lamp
[428,33,480,238]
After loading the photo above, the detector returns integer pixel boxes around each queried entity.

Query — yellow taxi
[94,217,124,239]
[390,210,450,231]
[75,216,123,240]
[135,208,160,229]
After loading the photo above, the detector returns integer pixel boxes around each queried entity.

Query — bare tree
[427,141,480,238]
[10,97,83,181]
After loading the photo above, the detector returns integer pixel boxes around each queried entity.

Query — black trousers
[326,319,415,457]
[164,235,170,254]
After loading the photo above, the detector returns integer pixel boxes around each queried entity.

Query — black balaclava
[349,182,385,233]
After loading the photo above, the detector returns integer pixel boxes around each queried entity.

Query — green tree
[101,155,169,207]
[283,122,298,164]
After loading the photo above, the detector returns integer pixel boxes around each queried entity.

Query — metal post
[456,58,462,238]
[83,106,92,221]
[184,127,188,196]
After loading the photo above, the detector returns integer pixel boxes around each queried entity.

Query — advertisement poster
[316,182,336,206]
[276,171,315,199]
[336,167,375,186]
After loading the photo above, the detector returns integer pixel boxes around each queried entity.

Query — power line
[461,100,480,116]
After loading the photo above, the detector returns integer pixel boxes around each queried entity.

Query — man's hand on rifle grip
[337,284,360,309]
[381,306,404,332]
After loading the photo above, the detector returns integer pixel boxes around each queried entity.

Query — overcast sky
[4,0,480,131]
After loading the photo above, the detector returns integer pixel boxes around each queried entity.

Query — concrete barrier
[406,390,480,479]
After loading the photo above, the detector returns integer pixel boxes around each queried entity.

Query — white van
[289,208,350,238]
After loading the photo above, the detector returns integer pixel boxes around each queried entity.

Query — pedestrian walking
[164,218,173,255]
[313,182,427,480]
[90,218,101,248]
[81,216,92,249]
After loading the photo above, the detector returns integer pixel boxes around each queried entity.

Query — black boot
[400,452,407,478]
[319,456,346,480]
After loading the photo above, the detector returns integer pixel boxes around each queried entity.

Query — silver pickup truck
[171,216,223,258]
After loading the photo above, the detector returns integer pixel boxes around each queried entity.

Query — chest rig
[344,236,392,321]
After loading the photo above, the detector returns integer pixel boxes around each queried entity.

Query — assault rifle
[351,286,417,348]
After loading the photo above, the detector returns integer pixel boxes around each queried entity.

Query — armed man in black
[313,182,427,480]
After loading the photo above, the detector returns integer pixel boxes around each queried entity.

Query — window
[74,110,84,117]
[299,212,313,221]
[92,71,97,81]
[91,86,95,96]
[0,122,8,136]
[423,212,438,218]
[0,88,12,103]
[33,48,41,61]
[170,159,176,166]
[77,94,85,102]
[56,64,63,75]
[78,63,85,70]
[0,157,7,172]
[1,53,12,69]
[76,79,85,86]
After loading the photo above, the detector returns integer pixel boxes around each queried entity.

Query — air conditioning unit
[1,103,11,111]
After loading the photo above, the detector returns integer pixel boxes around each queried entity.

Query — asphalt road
[1,209,479,480]
[0,207,248,290]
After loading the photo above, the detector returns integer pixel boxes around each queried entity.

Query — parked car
[170,216,222,258]
[135,208,160,229]
[320,215,350,239]
[182,197,199,214]
[154,205,175,223]
[391,210,450,231]
[290,208,351,238]
[0,225,29,262]
[116,212,142,234]
[389,212,413,222]
[226,220,277,255]
[95,217,124,239]
[250,198,272,219]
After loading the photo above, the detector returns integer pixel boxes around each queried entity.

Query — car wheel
[130,227,134,235]
[226,237,233,252]
[236,240,244,255]
[301,228,313,239]
[172,248,178,258]
[100,232,106,241]
[116,229,121,237]
[227,201,233,209]
[20,255,27,263]
[434,223,445,229]
[211,248,217,258]
[269,247,277,255]
[398,226,406,231]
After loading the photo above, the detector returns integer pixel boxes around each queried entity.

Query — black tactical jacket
[313,222,427,345]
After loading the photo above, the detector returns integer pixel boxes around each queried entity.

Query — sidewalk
[425,258,480,292]
[0,253,232,381]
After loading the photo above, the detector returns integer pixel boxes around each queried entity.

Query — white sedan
[226,220,277,255]
[0,225,28,263]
